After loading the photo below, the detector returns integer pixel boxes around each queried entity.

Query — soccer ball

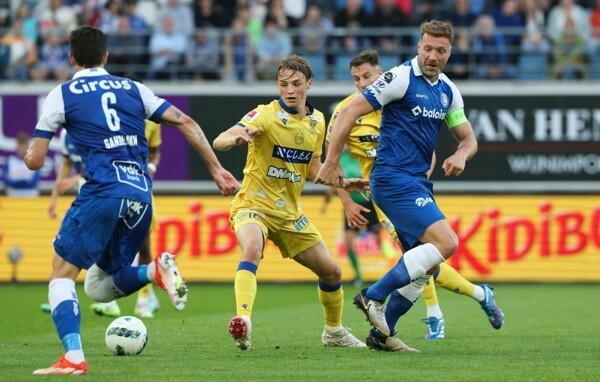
[105,316,148,356]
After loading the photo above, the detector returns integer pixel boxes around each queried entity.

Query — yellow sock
[435,263,475,298]
[138,284,151,298]
[318,283,343,327]
[422,277,439,308]
[235,269,257,317]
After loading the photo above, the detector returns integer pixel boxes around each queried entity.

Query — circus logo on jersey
[272,145,313,164]
[440,92,449,108]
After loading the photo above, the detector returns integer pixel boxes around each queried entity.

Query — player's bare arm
[442,121,478,177]
[337,188,370,228]
[309,156,368,192]
[213,125,260,151]
[426,151,437,179]
[24,137,50,170]
[160,105,240,195]
[316,95,374,187]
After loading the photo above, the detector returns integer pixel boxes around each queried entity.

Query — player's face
[277,69,312,111]
[350,63,383,91]
[417,33,452,81]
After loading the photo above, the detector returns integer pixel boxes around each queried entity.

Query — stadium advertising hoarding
[1,195,600,283]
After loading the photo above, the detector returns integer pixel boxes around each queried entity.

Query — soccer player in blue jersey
[317,20,503,349]
[26,26,239,375]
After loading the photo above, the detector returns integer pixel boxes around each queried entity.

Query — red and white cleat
[228,315,252,350]
[154,252,188,311]
[33,354,89,376]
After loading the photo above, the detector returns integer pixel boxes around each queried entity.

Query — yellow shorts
[230,209,322,258]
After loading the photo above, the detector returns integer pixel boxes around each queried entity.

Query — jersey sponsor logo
[276,111,289,125]
[267,165,302,183]
[411,105,447,120]
[416,93,429,100]
[293,215,310,232]
[113,160,148,191]
[120,199,149,229]
[244,110,259,123]
[383,71,396,83]
[68,79,132,95]
[415,197,434,207]
[440,92,449,108]
[104,134,139,149]
[272,145,313,164]
[374,79,386,89]
[358,135,380,143]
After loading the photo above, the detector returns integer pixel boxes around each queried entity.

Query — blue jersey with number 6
[34,67,171,203]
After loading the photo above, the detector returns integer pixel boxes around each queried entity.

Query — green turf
[0,283,598,381]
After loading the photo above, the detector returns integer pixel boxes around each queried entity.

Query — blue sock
[385,290,413,333]
[366,256,411,302]
[112,265,149,296]
[52,300,82,351]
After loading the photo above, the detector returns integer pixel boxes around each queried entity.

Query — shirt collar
[278,97,314,115]
[72,67,109,79]
[411,56,439,85]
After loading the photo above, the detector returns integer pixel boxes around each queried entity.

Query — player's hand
[342,178,369,192]
[233,128,260,145]
[442,153,467,177]
[315,161,344,187]
[48,199,57,220]
[344,201,370,228]
[212,167,240,196]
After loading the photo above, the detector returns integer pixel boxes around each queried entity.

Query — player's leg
[291,238,365,348]
[435,264,504,329]
[343,226,362,287]
[421,277,445,339]
[228,210,268,350]
[135,235,160,318]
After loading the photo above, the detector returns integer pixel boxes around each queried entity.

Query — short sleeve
[443,75,464,112]
[361,65,410,109]
[237,105,266,133]
[134,81,172,122]
[313,116,326,158]
[34,85,65,139]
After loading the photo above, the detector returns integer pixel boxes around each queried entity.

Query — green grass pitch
[1,283,598,381]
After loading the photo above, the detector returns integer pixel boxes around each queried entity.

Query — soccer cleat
[33,354,89,376]
[147,288,160,313]
[40,303,51,314]
[228,315,252,350]
[479,284,505,329]
[134,301,155,318]
[365,329,419,352]
[322,327,367,348]
[353,288,390,336]
[154,252,188,311]
[421,316,445,340]
[90,301,121,317]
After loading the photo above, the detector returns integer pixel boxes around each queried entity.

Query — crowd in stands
[1,0,600,81]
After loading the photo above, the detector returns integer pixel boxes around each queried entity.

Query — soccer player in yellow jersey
[327,50,504,348]
[213,55,367,350]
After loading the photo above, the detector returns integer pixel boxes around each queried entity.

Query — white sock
[146,262,156,282]
[132,253,140,266]
[427,304,444,319]
[65,349,85,364]
[325,325,343,333]
[397,275,429,304]
[49,278,77,312]
[473,285,485,302]
[402,243,445,280]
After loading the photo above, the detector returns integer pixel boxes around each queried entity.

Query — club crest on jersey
[243,110,259,123]
[272,145,313,163]
[276,111,289,125]
[440,93,449,108]
[308,115,320,134]
[294,132,304,145]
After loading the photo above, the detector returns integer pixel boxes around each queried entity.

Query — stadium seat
[333,54,354,81]
[378,55,399,71]
[517,52,549,80]
[304,54,327,81]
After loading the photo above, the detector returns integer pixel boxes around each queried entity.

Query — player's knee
[437,233,458,258]
[84,265,115,302]
[322,262,342,284]
[241,241,263,263]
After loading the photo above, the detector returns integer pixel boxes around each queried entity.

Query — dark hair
[420,20,454,43]
[70,26,107,68]
[276,55,313,80]
[349,49,380,69]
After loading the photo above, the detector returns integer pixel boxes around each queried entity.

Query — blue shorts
[371,170,445,251]
[54,195,152,274]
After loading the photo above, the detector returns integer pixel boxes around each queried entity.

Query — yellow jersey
[326,92,381,179]
[231,99,326,219]
[145,120,162,149]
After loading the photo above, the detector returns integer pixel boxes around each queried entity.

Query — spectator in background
[369,0,410,55]
[125,0,150,32]
[590,0,600,50]
[149,15,187,79]
[0,19,37,80]
[471,14,510,79]
[547,0,590,43]
[299,4,333,53]
[491,0,525,64]
[255,16,291,79]
[187,28,220,79]
[0,1,11,31]
[552,18,588,79]
[446,31,471,79]
[37,0,78,36]
[2,132,41,197]
[156,0,194,36]
[335,0,369,28]
[98,0,121,33]
[30,30,71,81]
[269,0,289,28]
[520,0,550,53]
[440,0,476,28]
[223,15,253,82]
[194,0,227,28]
[283,0,306,27]
[15,3,38,43]
[413,0,443,25]
[107,14,146,77]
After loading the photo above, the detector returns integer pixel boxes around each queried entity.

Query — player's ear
[68,52,76,67]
